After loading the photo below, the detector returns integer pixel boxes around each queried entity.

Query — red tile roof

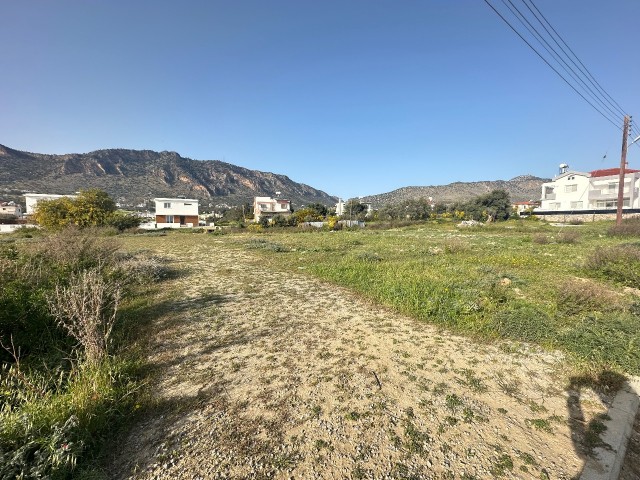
[590,168,640,178]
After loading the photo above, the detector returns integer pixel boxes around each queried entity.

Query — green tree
[293,207,324,223]
[305,203,329,217]
[33,190,117,229]
[342,200,369,220]
[462,189,511,222]
[70,189,116,227]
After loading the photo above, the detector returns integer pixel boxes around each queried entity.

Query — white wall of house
[24,193,77,215]
[154,198,199,216]
[253,197,291,221]
[539,172,590,211]
[588,172,640,209]
[537,168,640,212]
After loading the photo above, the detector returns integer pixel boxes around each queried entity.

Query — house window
[565,184,577,193]
[607,183,618,194]
[570,201,583,209]
[260,204,268,210]
[184,203,192,206]
[164,202,171,208]
[596,199,629,208]
[544,187,555,199]
[550,202,561,210]
[166,215,174,223]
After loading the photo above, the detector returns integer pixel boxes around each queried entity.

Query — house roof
[153,198,198,202]
[589,168,640,178]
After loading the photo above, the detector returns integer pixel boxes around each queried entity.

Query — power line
[482,0,622,130]
[500,0,624,123]
[522,0,629,120]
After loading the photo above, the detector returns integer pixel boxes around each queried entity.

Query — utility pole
[616,115,630,226]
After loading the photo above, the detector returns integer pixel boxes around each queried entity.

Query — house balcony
[588,188,637,201]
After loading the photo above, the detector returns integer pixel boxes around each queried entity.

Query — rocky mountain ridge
[0,144,337,208]
[361,174,548,207]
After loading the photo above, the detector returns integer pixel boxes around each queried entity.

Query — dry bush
[584,245,640,287]
[532,233,549,244]
[47,269,121,364]
[115,253,173,284]
[444,238,470,254]
[556,278,623,316]
[608,217,640,236]
[29,226,120,272]
[556,230,580,244]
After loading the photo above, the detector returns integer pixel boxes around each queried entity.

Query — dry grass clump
[28,226,120,271]
[556,279,623,316]
[532,234,549,244]
[556,230,580,244]
[444,238,470,254]
[608,217,640,236]
[584,244,640,287]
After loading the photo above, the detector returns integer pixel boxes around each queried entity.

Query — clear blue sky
[2,0,639,200]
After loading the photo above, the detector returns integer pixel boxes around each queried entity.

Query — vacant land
[109,221,639,479]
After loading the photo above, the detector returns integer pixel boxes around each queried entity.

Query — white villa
[253,196,291,222]
[24,193,77,215]
[153,198,199,228]
[536,164,640,218]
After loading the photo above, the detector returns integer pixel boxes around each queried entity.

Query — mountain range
[361,175,548,208]
[0,144,547,209]
[0,144,336,208]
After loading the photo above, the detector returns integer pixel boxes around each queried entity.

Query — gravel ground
[109,235,614,479]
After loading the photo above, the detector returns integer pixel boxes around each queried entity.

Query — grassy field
[218,219,640,379]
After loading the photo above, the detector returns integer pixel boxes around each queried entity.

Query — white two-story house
[154,198,199,228]
[253,196,292,222]
[536,164,640,217]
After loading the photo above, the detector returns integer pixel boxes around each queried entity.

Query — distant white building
[253,196,291,222]
[154,198,199,228]
[535,164,640,218]
[24,193,77,215]
[336,198,373,217]
[0,201,22,218]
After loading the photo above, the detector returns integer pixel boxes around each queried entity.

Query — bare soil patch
[110,235,613,479]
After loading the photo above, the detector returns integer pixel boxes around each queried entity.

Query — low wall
[533,209,640,223]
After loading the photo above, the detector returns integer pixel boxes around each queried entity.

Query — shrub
[107,212,142,232]
[532,234,549,244]
[608,217,640,236]
[48,269,122,364]
[444,238,469,254]
[556,230,580,244]
[584,245,640,287]
[556,279,623,316]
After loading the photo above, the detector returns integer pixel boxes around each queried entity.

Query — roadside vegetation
[224,217,640,380]
[0,226,168,479]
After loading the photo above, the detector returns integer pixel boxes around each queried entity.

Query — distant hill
[361,175,548,208]
[0,145,337,208]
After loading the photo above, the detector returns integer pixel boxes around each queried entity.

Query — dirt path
[111,235,610,479]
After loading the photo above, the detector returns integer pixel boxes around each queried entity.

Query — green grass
[210,219,640,378]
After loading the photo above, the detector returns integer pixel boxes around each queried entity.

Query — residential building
[154,198,199,228]
[513,201,540,215]
[335,199,373,217]
[0,201,22,218]
[253,196,291,222]
[24,193,77,215]
[535,164,640,219]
